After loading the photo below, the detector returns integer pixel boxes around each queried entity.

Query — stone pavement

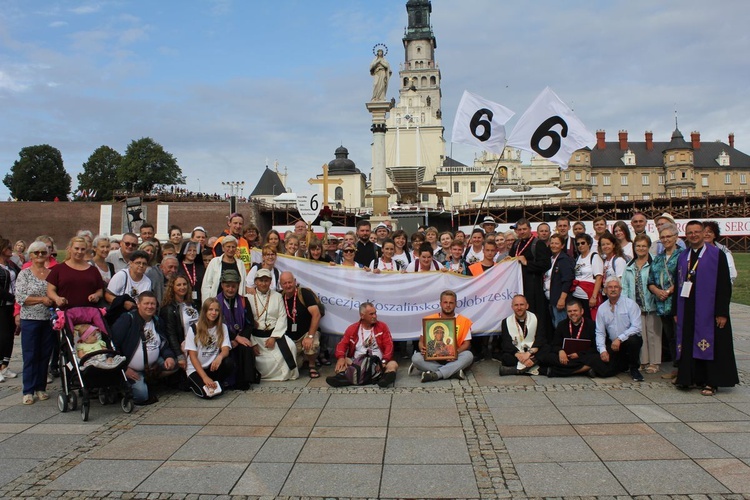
[0,306,749,499]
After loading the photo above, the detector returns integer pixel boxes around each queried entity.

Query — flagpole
[472,156,503,228]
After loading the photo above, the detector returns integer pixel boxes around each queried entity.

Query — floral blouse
[15,269,53,321]
[647,247,684,316]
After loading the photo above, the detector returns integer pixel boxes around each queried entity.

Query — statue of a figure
[370,49,391,101]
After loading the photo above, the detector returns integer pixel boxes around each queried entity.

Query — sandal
[701,386,717,396]
[645,365,659,374]
[309,368,320,379]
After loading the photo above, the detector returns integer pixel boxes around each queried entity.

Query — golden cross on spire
[307,163,343,207]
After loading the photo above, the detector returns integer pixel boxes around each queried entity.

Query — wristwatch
[307,334,314,339]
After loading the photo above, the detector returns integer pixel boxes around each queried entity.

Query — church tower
[385,0,446,205]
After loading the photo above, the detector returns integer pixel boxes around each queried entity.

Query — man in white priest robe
[248,269,298,381]
[498,294,548,376]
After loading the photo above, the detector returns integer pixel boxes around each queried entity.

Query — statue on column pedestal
[370,45,391,102]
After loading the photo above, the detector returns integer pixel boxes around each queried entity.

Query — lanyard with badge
[284,292,298,333]
[681,247,705,298]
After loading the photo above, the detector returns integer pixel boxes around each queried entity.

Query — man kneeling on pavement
[498,294,548,376]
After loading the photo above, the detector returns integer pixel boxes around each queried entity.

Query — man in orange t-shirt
[410,290,474,382]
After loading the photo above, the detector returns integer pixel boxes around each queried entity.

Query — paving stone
[252,438,305,463]
[196,425,275,437]
[280,463,381,497]
[497,424,578,437]
[661,403,750,422]
[583,434,687,460]
[482,391,552,408]
[606,459,730,495]
[230,462,293,496]
[696,459,750,493]
[574,423,655,436]
[490,405,567,426]
[0,458,39,487]
[624,404,681,423]
[136,461,248,494]
[607,389,656,405]
[515,462,626,496]
[380,464,479,498]
[0,403,61,424]
[384,435,471,464]
[391,393,457,409]
[546,390,620,406]
[88,425,202,460]
[290,393,329,409]
[277,408,321,427]
[208,407,286,426]
[638,388,715,404]
[650,423,733,459]
[0,433,84,459]
[297,438,385,464]
[704,433,750,458]
[316,408,389,427]
[227,393,298,408]
[309,426,387,438]
[170,435,266,462]
[325,393,392,408]
[504,435,598,463]
[163,393,237,408]
[140,407,222,426]
[557,404,641,424]
[389,407,461,427]
[22,423,100,435]
[47,459,162,491]
[270,426,312,438]
[689,421,750,433]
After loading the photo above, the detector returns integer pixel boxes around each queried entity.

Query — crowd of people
[0,209,740,406]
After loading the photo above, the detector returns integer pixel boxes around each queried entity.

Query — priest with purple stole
[674,220,738,395]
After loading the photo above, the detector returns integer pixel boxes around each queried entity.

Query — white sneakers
[0,367,17,379]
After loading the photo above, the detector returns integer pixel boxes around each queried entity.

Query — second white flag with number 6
[451,91,515,155]
[506,87,596,169]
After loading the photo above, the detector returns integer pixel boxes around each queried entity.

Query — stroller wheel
[121,397,134,413]
[68,391,78,411]
[57,393,69,413]
[98,391,108,405]
[81,402,89,422]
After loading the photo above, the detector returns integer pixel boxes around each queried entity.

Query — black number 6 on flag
[530,115,568,158]
[469,108,494,142]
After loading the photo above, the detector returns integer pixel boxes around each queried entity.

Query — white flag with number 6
[506,87,596,169]
[451,91,515,155]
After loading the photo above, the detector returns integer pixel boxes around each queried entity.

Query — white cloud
[49,20,68,28]
[69,4,102,15]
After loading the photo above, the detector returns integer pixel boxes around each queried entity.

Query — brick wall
[0,201,261,247]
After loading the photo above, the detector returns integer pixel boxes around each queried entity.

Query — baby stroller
[53,307,134,421]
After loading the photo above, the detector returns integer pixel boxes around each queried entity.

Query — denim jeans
[21,319,56,395]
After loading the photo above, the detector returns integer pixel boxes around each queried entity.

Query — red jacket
[335,320,394,363]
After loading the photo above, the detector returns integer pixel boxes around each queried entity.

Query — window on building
[681,171,687,179]
[622,194,629,201]
[741,174,747,184]
[669,154,675,161]
[591,175,598,185]
[620,175,628,186]
[670,171,676,181]
[725,173,732,184]
[658,174,665,185]
[641,174,649,185]
[603,194,611,202]
[453,181,459,193]
[421,193,429,202]
[592,195,598,202]
[564,172,570,181]
[643,194,650,200]
[670,189,675,197]
[603,175,611,186]
[335,187,343,200]
[575,171,582,181]
[681,188,688,197]
[470,181,476,192]
[575,154,580,162]
[702,176,709,187]
[576,189,582,199]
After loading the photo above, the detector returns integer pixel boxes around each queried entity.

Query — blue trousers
[21,319,55,395]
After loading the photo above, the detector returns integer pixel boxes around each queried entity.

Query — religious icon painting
[423,318,457,362]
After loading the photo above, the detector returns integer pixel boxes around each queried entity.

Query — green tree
[77,145,122,200]
[3,145,71,201]
[117,137,184,193]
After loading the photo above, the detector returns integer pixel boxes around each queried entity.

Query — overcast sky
[1,0,748,200]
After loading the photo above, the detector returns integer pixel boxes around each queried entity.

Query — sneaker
[47,374,53,384]
[0,373,6,383]
[377,371,396,388]
[458,369,466,380]
[421,371,440,383]
[22,394,34,405]
[34,391,49,401]
[407,363,415,376]
[1,368,17,379]
[325,373,352,388]
[630,368,644,382]
[499,365,519,376]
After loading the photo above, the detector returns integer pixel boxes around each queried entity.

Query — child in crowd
[74,324,126,369]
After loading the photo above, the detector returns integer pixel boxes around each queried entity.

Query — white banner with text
[266,252,523,340]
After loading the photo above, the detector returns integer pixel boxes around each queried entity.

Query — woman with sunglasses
[15,241,56,401]
[333,243,366,269]
[571,234,603,320]
[246,244,281,294]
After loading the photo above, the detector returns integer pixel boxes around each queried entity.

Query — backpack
[297,286,325,316]
[344,350,382,385]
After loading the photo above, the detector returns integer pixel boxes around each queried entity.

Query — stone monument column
[367,44,393,221]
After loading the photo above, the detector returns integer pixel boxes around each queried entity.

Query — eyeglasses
[31,251,48,256]
[576,241,588,246]
[343,249,355,254]
[123,242,138,248]
[132,261,148,267]
[263,253,276,257]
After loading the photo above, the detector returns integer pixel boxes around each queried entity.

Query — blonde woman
[185,298,233,398]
